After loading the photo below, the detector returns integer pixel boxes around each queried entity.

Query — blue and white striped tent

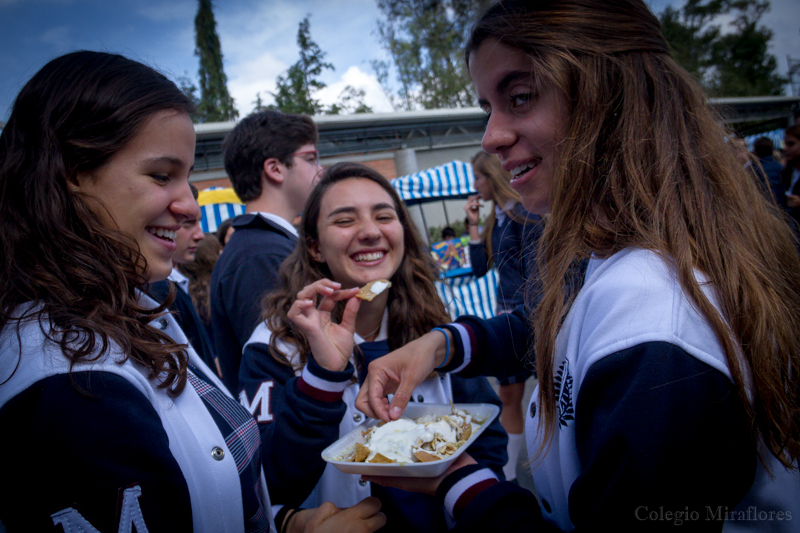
[390,160,475,205]
[391,160,499,320]
[198,187,245,233]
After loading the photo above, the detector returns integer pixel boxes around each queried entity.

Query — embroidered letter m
[52,485,149,533]
[240,380,274,423]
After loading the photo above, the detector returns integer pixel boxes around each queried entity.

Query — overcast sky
[0,0,797,123]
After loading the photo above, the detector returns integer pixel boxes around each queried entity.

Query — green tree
[175,73,201,110]
[373,0,490,111]
[253,92,267,112]
[271,15,334,115]
[194,0,238,122]
[658,0,787,97]
[326,86,373,115]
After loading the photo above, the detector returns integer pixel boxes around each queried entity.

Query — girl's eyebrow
[326,203,396,218]
[478,70,532,109]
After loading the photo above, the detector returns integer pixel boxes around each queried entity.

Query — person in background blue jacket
[210,110,323,394]
[752,136,784,205]
[238,162,507,533]
[464,149,543,482]
[356,1,800,531]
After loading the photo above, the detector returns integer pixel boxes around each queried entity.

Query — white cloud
[315,65,393,114]
[227,51,288,115]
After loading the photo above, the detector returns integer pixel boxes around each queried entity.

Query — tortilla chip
[369,453,395,464]
[356,279,392,301]
[413,450,441,462]
[354,442,370,463]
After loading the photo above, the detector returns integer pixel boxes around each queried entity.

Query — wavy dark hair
[177,234,222,325]
[467,0,800,468]
[262,162,451,369]
[0,51,195,396]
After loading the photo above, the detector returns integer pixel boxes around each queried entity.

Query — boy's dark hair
[442,226,456,239]
[222,110,318,202]
[753,137,774,159]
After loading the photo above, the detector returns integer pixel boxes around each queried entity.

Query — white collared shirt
[252,212,299,238]
[168,268,190,294]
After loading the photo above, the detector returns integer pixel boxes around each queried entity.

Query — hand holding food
[287,279,361,372]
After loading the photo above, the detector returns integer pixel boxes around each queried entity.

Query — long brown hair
[177,235,222,325]
[262,162,451,369]
[0,51,194,396]
[467,0,800,467]
[471,150,534,266]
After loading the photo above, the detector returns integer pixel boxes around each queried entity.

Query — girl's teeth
[148,228,175,241]
[511,160,541,177]
[355,252,383,262]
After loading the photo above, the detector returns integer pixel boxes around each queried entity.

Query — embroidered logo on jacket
[555,360,574,428]
[51,485,148,532]
[240,380,274,423]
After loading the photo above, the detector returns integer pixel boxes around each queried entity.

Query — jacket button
[529,402,537,418]
[359,479,368,487]
[417,395,424,402]
[157,318,168,330]
[211,447,225,461]
[353,413,362,423]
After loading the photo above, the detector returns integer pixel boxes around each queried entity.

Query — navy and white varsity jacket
[0,293,275,533]
[238,311,508,532]
[434,248,800,532]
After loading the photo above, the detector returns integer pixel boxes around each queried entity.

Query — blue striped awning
[435,269,498,320]
[197,187,245,233]
[391,160,475,206]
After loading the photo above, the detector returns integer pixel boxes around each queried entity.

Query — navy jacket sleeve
[0,371,193,532]
[212,252,286,392]
[238,341,352,507]
[210,218,298,394]
[469,240,490,278]
[438,343,756,532]
[439,307,533,381]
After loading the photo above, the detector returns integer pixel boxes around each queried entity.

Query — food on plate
[356,279,392,301]
[338,406,477,464]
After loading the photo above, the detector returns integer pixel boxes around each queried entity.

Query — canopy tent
[197,187,245,234]
[391,160,499,320]
[390,159,475,205]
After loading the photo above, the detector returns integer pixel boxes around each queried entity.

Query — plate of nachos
[321,403,500,477]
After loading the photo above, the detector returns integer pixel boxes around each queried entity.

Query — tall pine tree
[271,15,334,115]
[194,0,238,122]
